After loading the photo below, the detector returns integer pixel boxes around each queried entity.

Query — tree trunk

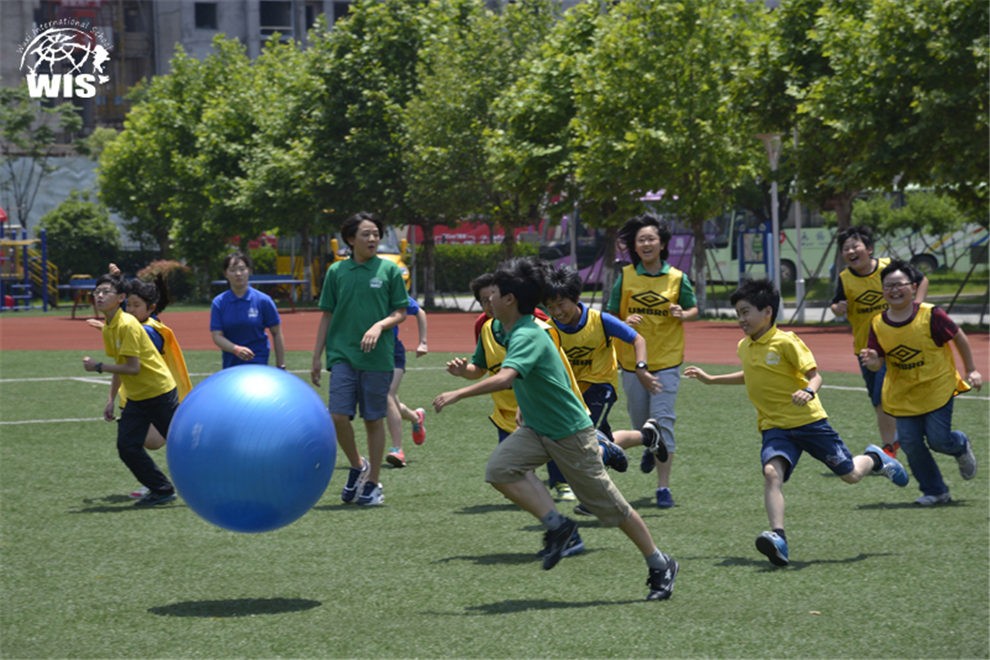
[301,225,313,301]
[692,220,708,314]
[422,224,436,308]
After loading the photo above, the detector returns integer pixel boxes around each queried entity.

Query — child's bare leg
[764,457,787,530]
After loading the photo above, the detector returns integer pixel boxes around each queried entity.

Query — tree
[0,85,82,231]
[37,190,120,279]
[573,0,763,309]
[404,0,556,304]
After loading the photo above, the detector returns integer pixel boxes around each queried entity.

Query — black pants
[117,388,178,494]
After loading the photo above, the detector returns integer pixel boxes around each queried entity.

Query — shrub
[413,242,538,292]
[37,191,120,280]
[137,259,194,302]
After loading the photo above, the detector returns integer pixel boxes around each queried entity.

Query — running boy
[684,278,909,567]
[830,225,929,457]
[859,260,981,506]
[81,274,179,507]
[434,258,678,600]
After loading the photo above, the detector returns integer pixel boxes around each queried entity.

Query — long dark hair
[617,214,671,266]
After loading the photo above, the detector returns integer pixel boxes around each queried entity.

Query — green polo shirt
[318,256,408,371]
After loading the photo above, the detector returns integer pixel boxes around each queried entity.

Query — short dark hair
[470,272,496,302]
[341,212,383,248]
[223,251,252,272]
[544,265,582,303]
[836,225,875,251]
[880,259,923,285]
[730,278,779,324]
[492,257,548,315]
[618,214,672,265]
[94,273,124,293]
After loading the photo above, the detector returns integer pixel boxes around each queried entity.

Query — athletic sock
[773,528,786,541]
[868,452,883,471]
[645,549,668,571]
[540,509,567,531]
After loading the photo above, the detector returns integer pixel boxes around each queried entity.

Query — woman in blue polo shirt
[210,252,286,369]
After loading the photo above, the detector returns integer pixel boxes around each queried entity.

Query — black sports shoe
[536,530,585,559]
[646,557,679,601]
[133,490,176,507]
[540,518,578,570]
[641,418,668,462]
[599,436,629,472]
[640,448,655,473]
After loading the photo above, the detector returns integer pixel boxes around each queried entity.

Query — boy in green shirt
[433,258,678,601]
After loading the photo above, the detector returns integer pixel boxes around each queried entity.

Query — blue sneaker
[341,457,370,503]
[865,444,909,487]
[655,487,674,509]
[640,449,655,474]
[598,433,629,472]
[756,531,789,566]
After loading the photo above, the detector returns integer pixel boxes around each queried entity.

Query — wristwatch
[802,387,816,399]
[635,361,648,371]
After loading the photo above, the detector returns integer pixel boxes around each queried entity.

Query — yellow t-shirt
[119,317,192,407]
[737,325,827,431]
[103,310,176,402]
[871,303,971,416]
[838,257,890,353]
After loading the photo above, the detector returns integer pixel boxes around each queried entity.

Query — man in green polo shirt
[311,212,408,506]
[433,258,679,601]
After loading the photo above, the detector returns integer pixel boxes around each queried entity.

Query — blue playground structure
[0,226,55,312]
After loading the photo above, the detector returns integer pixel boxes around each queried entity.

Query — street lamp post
[757,133,783,314]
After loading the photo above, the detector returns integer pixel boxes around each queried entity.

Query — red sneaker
[412,407,426,445]
[882,442,900,459]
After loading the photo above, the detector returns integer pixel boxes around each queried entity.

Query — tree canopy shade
[572,0,763,307]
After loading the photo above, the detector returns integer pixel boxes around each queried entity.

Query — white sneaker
[915,492,952,507]
[129,486,150,499]
[357,482,384,506]
[957,439,977,480]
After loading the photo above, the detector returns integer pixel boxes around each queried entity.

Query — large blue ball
[166,365,336,533]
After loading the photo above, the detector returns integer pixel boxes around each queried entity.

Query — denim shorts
[393,338,407,372]
[859,361,885,407]
[761,419,855,482]
[327,361,392,421]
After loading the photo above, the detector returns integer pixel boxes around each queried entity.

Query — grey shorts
[327,361,391,421]
[485,425,633,527]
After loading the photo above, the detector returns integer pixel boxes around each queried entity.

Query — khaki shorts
[485,425,633,527]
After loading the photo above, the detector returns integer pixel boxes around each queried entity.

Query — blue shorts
[859,361,885,407]
[327,361,391,421]
[393,338,407,371]
[760,419,855,482]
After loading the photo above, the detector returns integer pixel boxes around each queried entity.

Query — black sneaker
[133,490,176,507]
[641,418,668,462]
[536,530,585,559]
[646,557,679,601]
[599,436,629,472]
[540,518,578,570]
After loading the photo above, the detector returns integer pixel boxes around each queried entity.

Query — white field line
[0,371,985,426]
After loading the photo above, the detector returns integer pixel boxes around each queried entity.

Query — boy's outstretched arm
[434,367,517,413]
[952,329,983,390]
[792,369,822,406]
[682,366,745,385]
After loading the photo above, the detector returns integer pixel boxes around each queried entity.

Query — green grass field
[1,349,987,658]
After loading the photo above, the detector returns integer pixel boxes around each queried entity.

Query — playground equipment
[0,226,57,312]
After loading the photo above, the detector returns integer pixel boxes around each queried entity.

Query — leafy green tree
[404,0,556,303]
[573,0,763,308]
[37,190,120,279]
[0,85,82,230]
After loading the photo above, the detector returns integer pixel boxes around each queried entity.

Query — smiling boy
[684,279,908,566]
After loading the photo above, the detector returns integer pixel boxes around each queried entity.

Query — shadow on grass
[856,499,971,510]
[71,494,184,514]
[435,549,601,566]
[455,503,519,514]
[460,597,641,615]
[715,552,894,571]
[149,597,321,618]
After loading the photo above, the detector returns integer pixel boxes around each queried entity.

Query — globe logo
[18,24,111,99]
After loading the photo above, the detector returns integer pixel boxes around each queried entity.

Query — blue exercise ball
[166,365,336,533]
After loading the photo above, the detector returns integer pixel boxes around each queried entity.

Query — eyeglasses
[882,281,913,290]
